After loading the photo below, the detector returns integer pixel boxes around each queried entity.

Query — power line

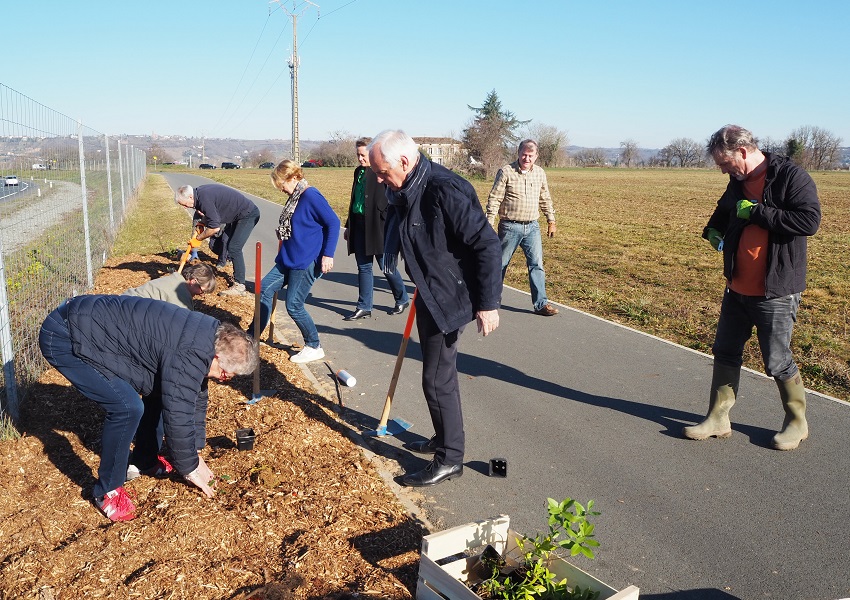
[209,12,275,136]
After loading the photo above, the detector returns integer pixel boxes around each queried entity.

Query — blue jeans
[255,261,322,348]
[713,288,801,380]
[39,302,144,499]
[228,206,261,284]
[354,251,409,311]
[499,219,548,310]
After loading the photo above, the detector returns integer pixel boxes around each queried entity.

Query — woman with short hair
[250,160,340,363]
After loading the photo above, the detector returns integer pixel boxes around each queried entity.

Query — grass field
[155,165,850,401]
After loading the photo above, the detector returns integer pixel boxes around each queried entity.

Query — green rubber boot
[683,363,740,440]
[771,373,808,451]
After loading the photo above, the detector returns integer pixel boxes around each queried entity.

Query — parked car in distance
[221,162,241,169]
[199,163,216,169]
[259,162,275,169]
[4,175,19,186]
[32,163,49,170]
[301,159,323,168]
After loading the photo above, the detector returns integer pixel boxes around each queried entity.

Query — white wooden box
[416,515,639,600]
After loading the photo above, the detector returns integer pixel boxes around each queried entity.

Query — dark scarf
[383,154,430,274]
[277,179,309,240]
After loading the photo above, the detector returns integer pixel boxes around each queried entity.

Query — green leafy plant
[477,497,601,600]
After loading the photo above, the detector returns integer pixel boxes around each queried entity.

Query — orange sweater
[729,170,767,296]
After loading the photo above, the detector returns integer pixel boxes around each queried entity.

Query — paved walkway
[161,173,850,600]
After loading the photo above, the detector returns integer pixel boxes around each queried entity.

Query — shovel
[177,225,203,274]
[365,290,417,437]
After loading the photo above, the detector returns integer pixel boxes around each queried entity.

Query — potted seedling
[416,497,639,600]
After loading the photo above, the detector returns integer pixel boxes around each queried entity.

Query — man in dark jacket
[682,125,821,451]
[175,184,260,296]
[369,130,501,486]
[342,138,409,320]
[39,295,258,521]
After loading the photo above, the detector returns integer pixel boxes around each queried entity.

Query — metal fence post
[0,236,19,424]
[117,139,126,212]
[78,120,94,289]
[104,134,115,231]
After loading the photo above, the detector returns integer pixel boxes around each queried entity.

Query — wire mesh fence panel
[0,83,146,425]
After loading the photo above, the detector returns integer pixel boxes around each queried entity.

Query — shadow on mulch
[20,381,104,497]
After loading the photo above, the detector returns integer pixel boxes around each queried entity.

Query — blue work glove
[706,228,724,251]
[736,199,757,220]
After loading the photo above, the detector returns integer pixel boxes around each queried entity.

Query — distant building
[414,137,464,166]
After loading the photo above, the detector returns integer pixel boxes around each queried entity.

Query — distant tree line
[638,125,843,170]
[179,90,843,173]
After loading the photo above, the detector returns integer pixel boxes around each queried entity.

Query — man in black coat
[175,184,260,296]
[369,130,502,487]
[39,295,258,521]
[682,125,821,451]
[342,138,410,320]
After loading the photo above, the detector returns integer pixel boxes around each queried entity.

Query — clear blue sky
[4,0,849,149]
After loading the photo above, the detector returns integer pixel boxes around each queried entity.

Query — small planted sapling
[475,497,602,600]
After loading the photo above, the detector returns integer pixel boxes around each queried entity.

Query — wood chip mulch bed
[0,252,424,600]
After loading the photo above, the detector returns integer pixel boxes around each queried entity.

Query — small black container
[236,428,256,451]
[488,458,507,478]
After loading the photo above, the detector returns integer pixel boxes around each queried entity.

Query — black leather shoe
[401,461,463,487]
[388,302,409,315]
[405,436,437,455]
[343,309,371,321]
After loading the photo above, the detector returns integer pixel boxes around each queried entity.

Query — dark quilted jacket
[66,295,218,474]
[703,153,821,299]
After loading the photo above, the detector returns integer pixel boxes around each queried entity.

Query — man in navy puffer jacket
[39,295,257,522]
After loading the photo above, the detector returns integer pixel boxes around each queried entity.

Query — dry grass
[170,165,850,400]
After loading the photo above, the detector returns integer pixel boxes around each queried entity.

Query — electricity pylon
[275,0,319,164]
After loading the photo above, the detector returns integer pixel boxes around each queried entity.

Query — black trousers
[414,294,466,466]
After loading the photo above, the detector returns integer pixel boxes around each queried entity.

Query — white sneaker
[126,464,141,481]
[219,282,247,296]
[290,346,325,363]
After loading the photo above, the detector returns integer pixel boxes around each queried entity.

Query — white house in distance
[414,137,464,166]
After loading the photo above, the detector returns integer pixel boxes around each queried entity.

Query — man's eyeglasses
[215,356,230,382]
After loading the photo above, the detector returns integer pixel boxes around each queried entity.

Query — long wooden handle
[176,242,193,274]
[377,290,418,428]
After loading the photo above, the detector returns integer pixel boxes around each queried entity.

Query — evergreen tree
[463,90,529,178]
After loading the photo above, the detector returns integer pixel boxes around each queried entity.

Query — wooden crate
[416,515,639,600]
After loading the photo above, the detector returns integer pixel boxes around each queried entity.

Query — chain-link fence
[0,83,146,426]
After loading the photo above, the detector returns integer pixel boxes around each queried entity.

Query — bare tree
[312,130,357,167]
[253,147,278,167]
[758,136,784,155]
[620,139,640,167]
[573,148,607,167]
[785,125,843,170]
[147,143,173,165]
[663,138,703,167]
[650,147,673,168]
[524,123,569,167]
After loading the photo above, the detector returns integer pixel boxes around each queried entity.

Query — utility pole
[275,0,319,165]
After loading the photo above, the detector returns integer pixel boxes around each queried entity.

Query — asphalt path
[159,172,849,600]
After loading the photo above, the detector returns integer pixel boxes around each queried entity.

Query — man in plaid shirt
[485,139,559,316]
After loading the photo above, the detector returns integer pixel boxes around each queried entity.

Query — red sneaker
[96,487,136,522]
[126,455,174,481]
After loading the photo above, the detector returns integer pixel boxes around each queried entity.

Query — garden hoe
[365,290,417,437]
